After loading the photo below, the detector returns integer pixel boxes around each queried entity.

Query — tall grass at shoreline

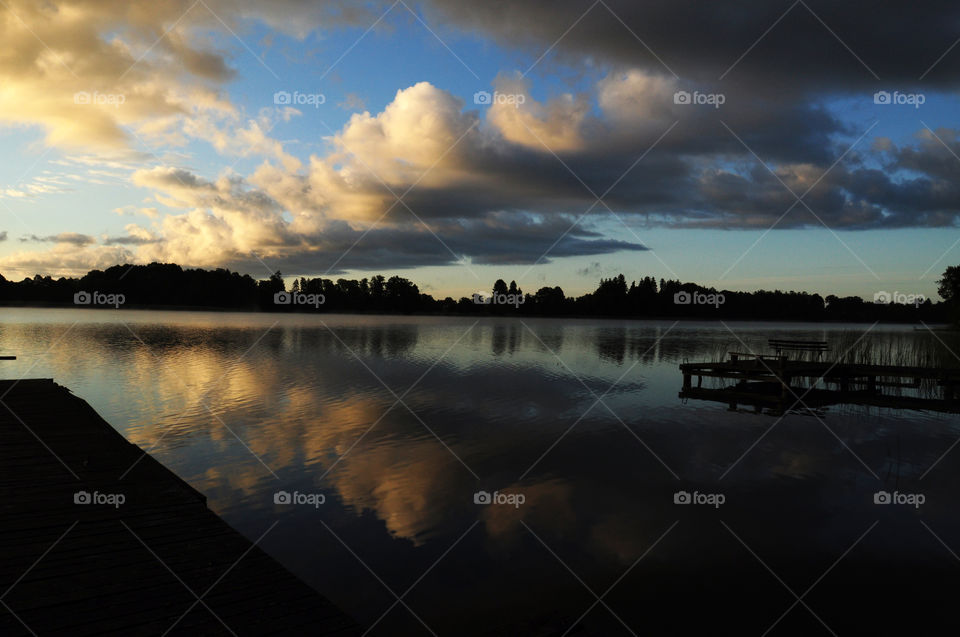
[832,330,960,369]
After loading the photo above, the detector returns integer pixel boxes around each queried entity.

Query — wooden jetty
[680,339,960,411]
[0,379,360,636]
[680,356,960,398]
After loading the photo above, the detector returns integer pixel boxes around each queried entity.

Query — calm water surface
[3,308,958,634]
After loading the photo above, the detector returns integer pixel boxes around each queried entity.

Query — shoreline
[0,301,952,327]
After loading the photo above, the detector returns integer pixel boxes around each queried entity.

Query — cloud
[486,73,589,152]
[0,175,74,200]
[101,81,653,272]
[120,181,646,273]
[420,0,960,90]
[181,110,303,171]
[3,0,960,279]
[103,224,162,245]
[6,68,960,278]
[333,82,479,192]
[0,0,365,155]
[113,205,160,218]
[0,243,133,277]
[21,232,96,246]
[338,93,367,111]
[577,262,602,277]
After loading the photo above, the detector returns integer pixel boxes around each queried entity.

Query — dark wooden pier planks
[0,379,360,636]
[680,358,960,396]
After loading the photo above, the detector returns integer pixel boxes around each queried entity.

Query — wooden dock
[0,379,360,636]
[680,356,960,398]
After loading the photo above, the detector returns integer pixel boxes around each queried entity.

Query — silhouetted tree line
[0,262,952,323]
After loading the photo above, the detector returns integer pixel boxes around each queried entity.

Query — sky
[0,0,959,300]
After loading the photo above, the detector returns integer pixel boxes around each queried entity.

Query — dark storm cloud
[421,0,960,89]
[884,127,960,181]
[369,0,960,232]
[317,63,939,234]
[407,115,960,231]
[392,102,847,223]
[223,213,647,274]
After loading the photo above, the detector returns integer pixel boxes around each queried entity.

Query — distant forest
[0,262,953,323]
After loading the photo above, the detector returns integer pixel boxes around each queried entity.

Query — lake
[2,308,958,634]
